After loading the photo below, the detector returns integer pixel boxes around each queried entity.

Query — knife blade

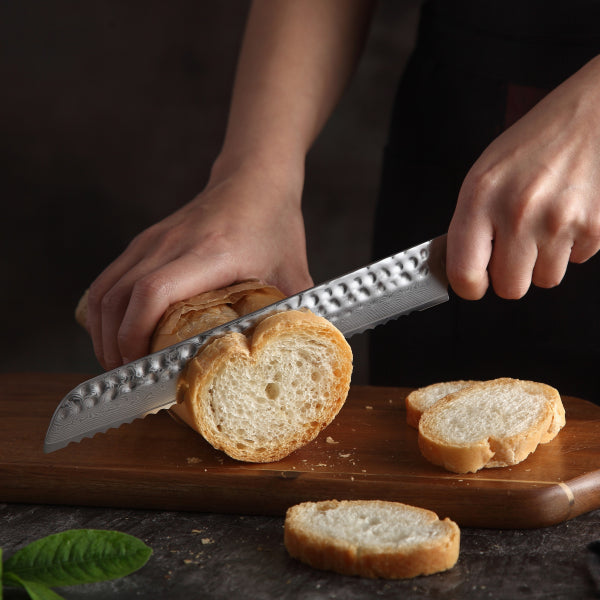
[44,234,448,453]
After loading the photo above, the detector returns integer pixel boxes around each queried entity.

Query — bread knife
[44,234,448,453]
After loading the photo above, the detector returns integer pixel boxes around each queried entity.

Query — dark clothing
[369,0,600,403]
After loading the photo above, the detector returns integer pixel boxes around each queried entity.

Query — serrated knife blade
[44,234,448,453]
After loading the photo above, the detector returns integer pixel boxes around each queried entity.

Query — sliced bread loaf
[151,281,353,463]
[405,380,478,428]
[284,500,460,579]
[418,378,566,473]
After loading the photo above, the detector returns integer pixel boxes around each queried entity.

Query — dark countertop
[2,503,599,600]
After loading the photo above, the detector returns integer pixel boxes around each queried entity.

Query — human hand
[447,56,600,300]
[84,163,313,370]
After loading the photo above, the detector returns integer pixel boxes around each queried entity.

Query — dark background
[0,1,420,383]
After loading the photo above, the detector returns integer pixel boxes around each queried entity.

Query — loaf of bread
[418,378,566,473]
[150,279,286,350]
[284,500,460,579]
[405,380,478,428]
[150,281,353,463]
[75,279,286,336]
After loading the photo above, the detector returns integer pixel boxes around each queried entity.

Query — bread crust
[284,500,460,579]
[150,279,286,351]
[418,378,565,473]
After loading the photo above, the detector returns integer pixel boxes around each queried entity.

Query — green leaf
[3,573,65,600]
[3,529,152,588]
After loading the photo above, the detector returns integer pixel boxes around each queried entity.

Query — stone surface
[2,503,599,599]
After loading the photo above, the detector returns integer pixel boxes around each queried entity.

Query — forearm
[212,0,376,185]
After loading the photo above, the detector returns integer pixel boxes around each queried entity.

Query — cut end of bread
[417,378,565,473]
[405,380,479,428]
[284,500,460,579]
[176,310,352,462]
[150,281,353,463]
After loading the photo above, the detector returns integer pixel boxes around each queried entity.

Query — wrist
[208,148,306,205]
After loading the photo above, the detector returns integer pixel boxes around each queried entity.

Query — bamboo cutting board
[1,373,599,528]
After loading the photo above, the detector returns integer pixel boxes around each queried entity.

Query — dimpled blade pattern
[295,235,448,336]
[44,236,448,453]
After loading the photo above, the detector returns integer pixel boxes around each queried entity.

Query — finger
[446,216,493,301]
[531,239,573,289]
[488,235,538,299]
[115,252,240,364]
[570,221,600,264]
[100,284,132,370]
[86,244,153,368]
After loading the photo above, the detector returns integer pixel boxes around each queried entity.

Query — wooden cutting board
[1,373,599,529]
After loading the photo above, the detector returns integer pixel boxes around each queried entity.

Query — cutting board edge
[2,461,597,529]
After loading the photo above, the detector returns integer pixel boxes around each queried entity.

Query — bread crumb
[365,405,373,410]
[186,457,202,464]
[201,538,214,545]
[191,529,203,534]
[325,436,339,444]
[339,453,351,458]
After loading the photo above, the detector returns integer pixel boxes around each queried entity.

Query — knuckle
[154,224,186,251]
[462,168,499,210]
[130,222,163,246]
[100,288,126,313]
[132,274,174,302]
[580,213,600,242]
[469,166,499,195]
[544,197,579,237]
[505,188,540,232]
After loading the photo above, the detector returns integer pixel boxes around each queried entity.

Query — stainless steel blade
[44,234,448,453]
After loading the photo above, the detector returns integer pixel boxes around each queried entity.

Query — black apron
[369,0,600,404]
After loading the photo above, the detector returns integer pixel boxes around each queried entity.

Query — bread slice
[150,281,353,463]
[405,380,478,428]
[418,378,566,473]
[284,500,460,579]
